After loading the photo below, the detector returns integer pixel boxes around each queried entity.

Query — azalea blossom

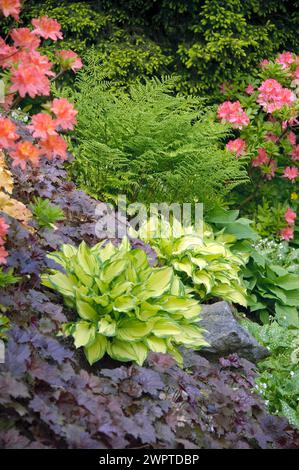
[284,207,297,225]
[51,98,78,130]
[276,52,299,69]
[57,50,83,72]
[10,141,40,170]
[252,148,269,167]
[39,134,68,160]
[11,28,40,51]
[262,159,277,180]
[265,132,278,143]
[0,245,8,264]
[280,226,294,241]
[22,50,55,77]
[260,59,269,68]
[257,79,295,113]
[245,84,254,95]
[288,131,297,145]
[282,166,299,181]
[0,217,8,239]
[0,0,21,21]
[10,63,50,98]
[28,113,58,139]
[0,117,18,149]
[290,145,299,161]
[32,16,63,41]
[225,138,246,157]
[217,101,250,129]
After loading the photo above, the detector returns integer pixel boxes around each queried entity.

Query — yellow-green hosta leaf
[166,343,183,367]
[129,248,148,270]
[192,271,213,293]
[73,321,96,348]
[93,294,110,307]
[113,295,137,312]
[145,335,167,353]
[137,302,161,321]
[84,334,107,365]
[77,241,95,276]
[212,285,247,306]
[176,324,208,348]
[76,300,98,321]
[152,319,181,338]
[41,272,75,298]
[74,263,93,288]
[169,276,185,296]
[93,241,116,262]
[98,317,117,336]
[117,319,154,341]
[159,296,195,313]
[110,281,133,299]
[173,235,203,254]
[173,260,193,277]
[188,256,208,270]
[108,339,148,366]
[62,244,78,258]
[100,259,127,284]
[140,267,173,300]
[195,243,226,257]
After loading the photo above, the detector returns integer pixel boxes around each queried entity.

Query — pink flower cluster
[0,0,21,21]
[252,148,277,180]
[225,138,246,157]
[0,98,77,169]
[0,217,9,264]
[217,101,250,129]
[0,15,82,100]
[280,207,297,240]
[257,79,295,113]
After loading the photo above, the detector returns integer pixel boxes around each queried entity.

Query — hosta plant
[132,215,248,306]
[41,237,207,366]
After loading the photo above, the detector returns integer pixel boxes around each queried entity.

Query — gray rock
[199,301,269,363]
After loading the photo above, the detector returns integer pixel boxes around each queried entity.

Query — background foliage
[20,0,299,94]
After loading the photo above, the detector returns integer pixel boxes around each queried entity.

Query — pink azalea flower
[10,141,40,170]
[11,28,40,51]
[265,132,279,143]
[284,207,297,225]
[51,98,78,130]
[10,64,50,98]
[22,51,55,77]
[0,245,8,264]
[39,134,68,161]
[0,0,21,21]
[280,226,294,241]
[31,16,63,41]
[260,59,269,68]
[262,159,277,180]
[226,138,246,157]
[288,131,297,145]
[290,145,299,161]
[276,52,298,69]
[217,101,250,129]
[252,148,269,167]
[245,84,254,95]
[283,166,299,181]
[0,117,18,149]
[257,79,295,113]
[57,50,83,72]
[28,113,57,139]
[0,217,9,239]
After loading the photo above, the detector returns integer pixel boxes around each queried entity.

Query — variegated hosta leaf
[42,237,206,367]
[135,214,248,306]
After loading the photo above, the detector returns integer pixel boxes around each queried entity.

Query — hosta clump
[41,237,206,366]
[132,216,248,306]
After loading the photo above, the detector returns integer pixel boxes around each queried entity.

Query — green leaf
[84,334,107,365]
[113,295,136,312]
[275,304,299,328]
[76,301,98,321]
[140,267,173,300]
[108,339,148,365]
[73,321,96,348]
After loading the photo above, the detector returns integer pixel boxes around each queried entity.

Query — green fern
[62,53,248,211]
